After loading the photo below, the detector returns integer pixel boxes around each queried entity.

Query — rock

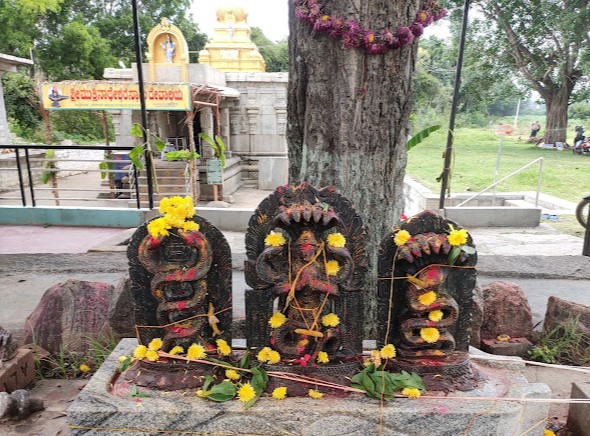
[470,284,484,348]
[0,389,44,420]
[107,276,135,338]
[480,337,534,357]
[567,382,590,436]
[543,296,590,338]
[0,349,35,393]
[480,281,533,341]
[23,280,116,354]
[0,327,17,361]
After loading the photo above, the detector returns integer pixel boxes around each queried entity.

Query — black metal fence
[0,144,146,209]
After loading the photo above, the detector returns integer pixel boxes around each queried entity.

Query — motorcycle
[576,193,590,228]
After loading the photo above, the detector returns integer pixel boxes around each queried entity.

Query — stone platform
[67,339,551,435]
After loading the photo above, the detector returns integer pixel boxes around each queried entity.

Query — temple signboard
[41,82,191,111]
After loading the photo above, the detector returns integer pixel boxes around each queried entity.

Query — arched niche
[146,18,189,66]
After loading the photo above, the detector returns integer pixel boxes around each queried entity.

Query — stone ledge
[68,339,550,436]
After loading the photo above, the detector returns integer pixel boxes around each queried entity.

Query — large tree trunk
[287,1,421,338]
[544,88,570,146]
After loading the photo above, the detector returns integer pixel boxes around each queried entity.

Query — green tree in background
[251,27,288,72]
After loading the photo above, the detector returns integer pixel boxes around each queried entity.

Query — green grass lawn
[406,127,590,203]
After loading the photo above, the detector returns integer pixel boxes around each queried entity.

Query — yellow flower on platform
[418,291,437,306]
[543,430,556,436]
[216,339,232,356]
[148,338,163,351]
[159,196,195,220]
[321,313,340,328]
[133,345,148,359]
[317,351,330,364]
[225,369,240,381]
[257,347,272,363]
[380,344,396,359]
[147,217,171,238]
[182,221,200,233]
[420,327,440,344]
[327,232,346,248]
[401,387,421,399]
[268,312,287,328]
[265,231,286,247]
[169,346,184,356]
[447,224,468,246]
[272,387,287,400]
[394,229,411,246]
[237,383,256,402]
[267,350,281,364]
[118,355,129,363]
[196,389,207,398]
[428,310,444,322]
[79,364,91,373]
[187,343,206,360]
[325,260,340,276]
[308,389,324,399]
[146,350,159,362]
[497,334,511,342]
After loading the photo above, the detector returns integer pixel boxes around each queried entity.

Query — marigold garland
[133,345,148,359]
[268,312,287,328]
[147,196,199,238]
[146,350,159,362]
[326,232,346,248]
[148,338,163,351]
[237,383,257,402]
[294,0,446,55]
[420,327,440,343]
[272,386,287,400]
[394,229,411,246]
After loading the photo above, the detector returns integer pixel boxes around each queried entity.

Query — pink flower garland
[294,0,447,54]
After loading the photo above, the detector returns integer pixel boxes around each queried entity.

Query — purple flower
[435,9,448,21]
[327,17,345,38]
[366,43,388,55]
[379,29,400,48]
[410,22,424,37]
[397,27,414,46]
[313,15,333,32]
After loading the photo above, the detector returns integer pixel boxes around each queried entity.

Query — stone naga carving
[377,210,478,389]
[127,198,232,353]
[245,184,367,368]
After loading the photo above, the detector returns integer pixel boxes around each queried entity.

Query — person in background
[530,121,541,138]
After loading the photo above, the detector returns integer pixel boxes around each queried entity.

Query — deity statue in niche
[244,184,367,385]
[377,210,479,390]
[127,197,232,354]
[161,34,175,63]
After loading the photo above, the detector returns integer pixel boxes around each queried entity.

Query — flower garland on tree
[294,0,447,54]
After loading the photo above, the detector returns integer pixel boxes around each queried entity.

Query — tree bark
[287,0,421,337]
[544,90,569,146]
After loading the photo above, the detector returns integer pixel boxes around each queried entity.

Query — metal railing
[454,157,544,208]
[0,144,144,209]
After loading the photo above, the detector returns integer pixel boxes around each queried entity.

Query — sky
[190,1,450,42]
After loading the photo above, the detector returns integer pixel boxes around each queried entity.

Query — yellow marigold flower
[196,389,207,398]
[182,220,200,233]
[163,214,185,230]
[308,389,324,399]
[272,386,287,400]
[148,338,163,351]
[321,313,340,328]
[147,217,171,238]
[317,351,330,364]
[225,369,240,381]
[216,339,232,356]
[159,196,195,220]
[79,364,91,373]
[447,227,468,246]
[420,327,441,344]
[497,334,511,342]
[267,350,281,365]
[265,231,286,247]
[298,338,309,348]
[169,346,184,356]
[394,230,411,246]
[146,350,159,362]
[187,343,206,360]
[428,310,444,323]
[133,345,148,359]
[257,347,272,362]
[401,387,421,399]
[237,383,257,402]
[325,260,340,276]
[370,349,382,367]
[327,232,346,248]
[118,355,129,363]
[544,430,556,436]
[268,312,287,328]
[321,15,329,23]
[380,344,396,359]
[418,291,437,306]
